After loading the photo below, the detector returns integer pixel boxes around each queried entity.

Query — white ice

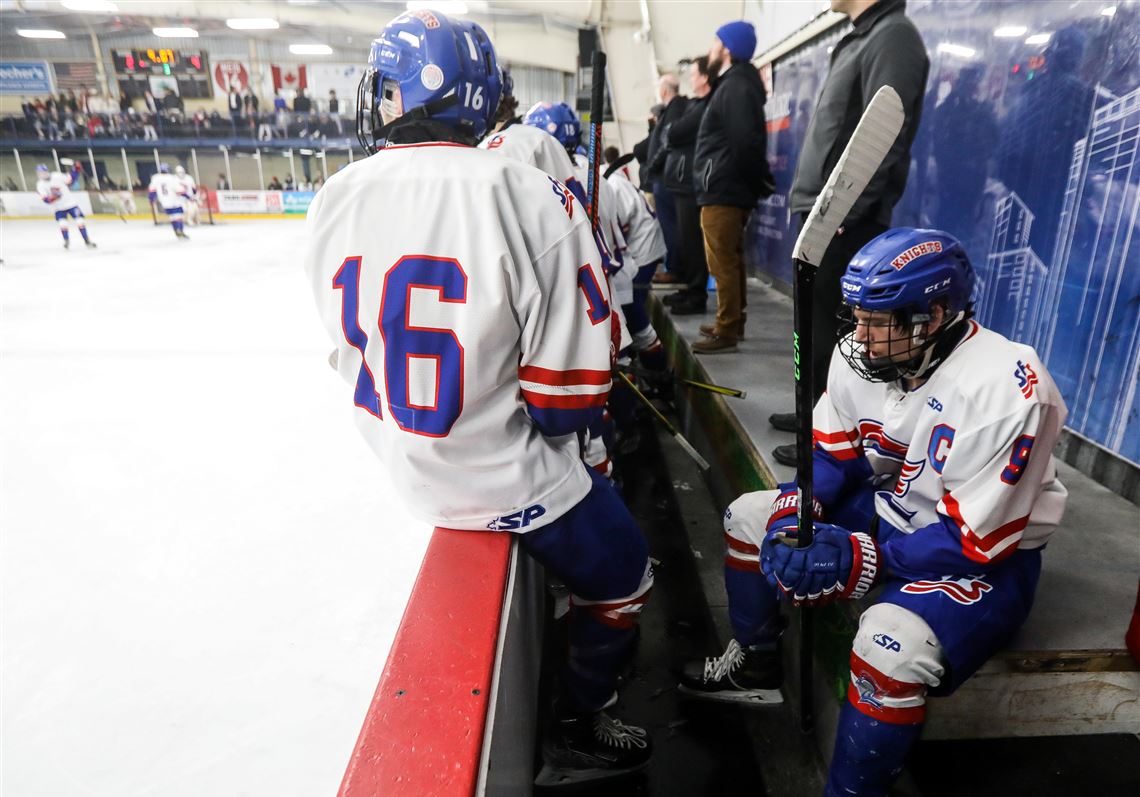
[0,217,433,796]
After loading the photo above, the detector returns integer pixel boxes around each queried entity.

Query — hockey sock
[825,700,923,797]
[620,300,651,342]
[561,611,638,713]
[173,220,183,234]
[78,224,89,243]
[61,228,70,243]
[725,564,783,647]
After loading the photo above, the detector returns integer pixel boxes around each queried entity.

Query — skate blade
[534,759,648,789]
[677,684,784,706]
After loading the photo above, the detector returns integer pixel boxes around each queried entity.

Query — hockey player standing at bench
[303,10,653,786]
[680,229,1067,796]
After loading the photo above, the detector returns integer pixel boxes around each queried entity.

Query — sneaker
[772,443,797,467]
[692,334,738,355]
[678,639,784,705]
[535,710,652,787]
[769,412,797,433]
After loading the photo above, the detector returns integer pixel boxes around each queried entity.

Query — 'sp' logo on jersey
[1014,360,1038,399]
[901,575,993,605]
[487,504,546,530]
[547,175,575,220]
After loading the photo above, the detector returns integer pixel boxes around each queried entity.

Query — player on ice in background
[174,165,199,226]
[679,229,1068,796]
[35,163,95,250]
[148,164,189,240]
[303,11,653,785]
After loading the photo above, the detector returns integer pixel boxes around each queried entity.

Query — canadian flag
[271,64,308,93]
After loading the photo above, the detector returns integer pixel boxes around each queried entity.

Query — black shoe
[669,296,707,316]
[679,639,783,705]
[769,412,797,433]
[662,289,694,307]
[772,443,797,467]
[535,710,652,787]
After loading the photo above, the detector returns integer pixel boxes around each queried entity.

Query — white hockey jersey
[36,171,79,212]
[607,169,666,271]
[305,143,616,532]
[479,124,578,187]
[148,173,187,210]
[177,175,198,201]
[571,153,630,304]
[813,321,1068,572]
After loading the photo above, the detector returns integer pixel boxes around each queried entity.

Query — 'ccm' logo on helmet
[890,240,943,270]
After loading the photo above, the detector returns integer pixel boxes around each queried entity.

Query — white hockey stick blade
[793,85,905,267]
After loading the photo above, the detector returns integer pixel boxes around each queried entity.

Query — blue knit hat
[716,20,757,61]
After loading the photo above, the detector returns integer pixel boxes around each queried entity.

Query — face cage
[356,69,382,155]
[835,304,934,383]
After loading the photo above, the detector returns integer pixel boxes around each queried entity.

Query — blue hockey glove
[760,523,880,606]
[765,481,824,534]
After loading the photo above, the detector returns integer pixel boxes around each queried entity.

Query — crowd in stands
[5,85,349,143]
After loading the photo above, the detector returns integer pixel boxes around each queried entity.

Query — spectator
[119,92,132,113]
[243,89,259,117]
[273,89,287,112]
[293,88,312,113]
[769,0,929,465]
[284,174,295,191]
[227,86,243,124]
[76,85,90,114]
[143,90,159,116]
[216,173,230,190]
[327,89,343,134]
[662,55,714,316]
[690,20,774,354]
[646,75,687,284]
[267,176,283,190]
[274,90,290,138]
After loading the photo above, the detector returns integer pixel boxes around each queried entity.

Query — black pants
[674,192,708,296]
[807,215,887,402]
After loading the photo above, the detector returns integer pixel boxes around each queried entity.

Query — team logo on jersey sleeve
[547,175,575,219]
[854,674,885,710]
[893,458,925,498]
[486,134,505,149]
[858,419,908,462]
[1014,360,1038,399]
[901,575,993,605]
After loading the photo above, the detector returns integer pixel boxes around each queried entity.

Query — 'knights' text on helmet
[837,227,976,383]
[523,102,582,152]
[356,10,501,153]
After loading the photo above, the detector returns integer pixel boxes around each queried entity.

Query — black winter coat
[661,94,708,196]
[693,62,773,208]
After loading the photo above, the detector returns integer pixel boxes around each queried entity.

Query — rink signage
[0,61,52,94]
[213,61,249,94]
[281,191,315,214]
[216,191,268,214]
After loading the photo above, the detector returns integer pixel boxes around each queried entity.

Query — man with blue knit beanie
[690,20,774,354]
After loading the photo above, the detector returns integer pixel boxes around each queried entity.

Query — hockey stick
[586,49,606,233]
[617,371,710,471]
[791,85,904,733]
[618,362,747,399]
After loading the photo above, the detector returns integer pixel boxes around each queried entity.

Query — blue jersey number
[333,255,467,438]
[577,264,610,325]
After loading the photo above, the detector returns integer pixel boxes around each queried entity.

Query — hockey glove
[760,523,880,606]
[765,482,824,534]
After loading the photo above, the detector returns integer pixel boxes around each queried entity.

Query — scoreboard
[111,48,212,99]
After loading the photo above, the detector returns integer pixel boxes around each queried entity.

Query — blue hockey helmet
[523,102,581,151]
[158,163,170,173]
[356,10,502,152]
[837,228,976,382]
[35,163,50,176]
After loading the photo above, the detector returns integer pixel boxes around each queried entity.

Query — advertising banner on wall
[0,61,53,95]
[281,191,315,214]
[0,191,94,217]
[215,191,269,214]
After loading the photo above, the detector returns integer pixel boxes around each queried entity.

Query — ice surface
[0,218,433,796]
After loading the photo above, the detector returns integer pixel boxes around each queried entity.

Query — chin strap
[897,311,969,381]
[368,94,465,150]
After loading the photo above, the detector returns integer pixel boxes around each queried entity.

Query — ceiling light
[1025,33,1051,45]
[153,27,199,38]
[993,26,1027,38]
[226,18,280,30]
[289,44,333,55]
[937,43,977,59]
[17,29,67,39]
[406,1,469,14]
[60,0,119,11]
[1102,6,1117,17]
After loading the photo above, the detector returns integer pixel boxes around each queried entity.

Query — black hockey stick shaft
[586,49,606,233]
[618,363,747,399]
[616,371,710,471]
[793,256,816,734]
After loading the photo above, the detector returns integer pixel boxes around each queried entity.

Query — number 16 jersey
[304,142,614,532]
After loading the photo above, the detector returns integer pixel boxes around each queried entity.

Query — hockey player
[35,162,95,249]
[148,164,189,240]
[174,165,199,226]
[304,10,653,784]
[680,229,1068,796]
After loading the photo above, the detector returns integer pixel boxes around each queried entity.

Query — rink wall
[0,189,314,218]
[338,528,543,797]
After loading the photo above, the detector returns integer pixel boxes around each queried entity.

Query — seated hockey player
[35,162,95,249]
[303,10,653,785]
[679,228,1068,796]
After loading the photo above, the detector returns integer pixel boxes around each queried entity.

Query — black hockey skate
[678,638,784,705]
[175,230,190,240]
[84,240,96,248]
[534,709,651,788]
[63,239,70,249]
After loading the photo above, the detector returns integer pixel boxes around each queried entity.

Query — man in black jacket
[691,21,773,354]
[661,55,714,314]
[770,0,928,465]
[646,75,687,284]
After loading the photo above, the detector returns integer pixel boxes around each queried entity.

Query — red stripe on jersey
[518,365,611,386]
[520,389,608,409]
[724,531,760,555]
[943,493,1027,563]
[725,554,762,572]
[814,427,859,444]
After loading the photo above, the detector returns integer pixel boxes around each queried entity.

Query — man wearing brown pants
[690,20,773,354]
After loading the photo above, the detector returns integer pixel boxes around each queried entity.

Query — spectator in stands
[690,20,774,354]
[661,55,714,316]
[162,89,183,117]
[646,74,687,285]
[327,89,343,134]
[63,90,78,114]
[243,89,259,117]
[216,173,230,190]
[267,176,283,190]
[293,89,312,113]
[143,90,159,116]
[274,91,290,139]
[227,86,243,126]
[76,86,90,114]
[21,97,34,121]
[769,0,929,466]
[284,174,295,190]
[119,93,132,113]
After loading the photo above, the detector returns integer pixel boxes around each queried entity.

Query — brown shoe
[700,322,746,340]
[692,334,738,355]
[652,272,680,285]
